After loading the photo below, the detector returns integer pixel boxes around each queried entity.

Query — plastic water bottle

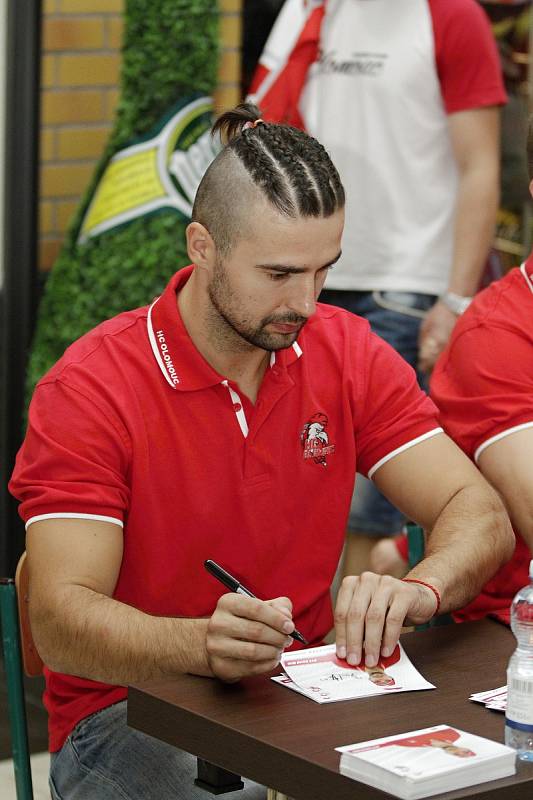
[505,559,533,761]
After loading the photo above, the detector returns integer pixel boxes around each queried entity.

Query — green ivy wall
[28,0,220,397]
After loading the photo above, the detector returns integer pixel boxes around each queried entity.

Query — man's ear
[186,222,216,271]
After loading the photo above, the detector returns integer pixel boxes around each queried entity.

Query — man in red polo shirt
[417,118,533,623]
[9,106,513,799]
[248,0,506,578]
[369,242,533,615]
[431,255,533,624]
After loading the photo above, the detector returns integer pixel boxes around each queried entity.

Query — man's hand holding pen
[205,594,296,683]
[202,559,440,682]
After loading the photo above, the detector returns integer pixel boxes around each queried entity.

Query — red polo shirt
[431,260,533,624]
[10,266,441,751]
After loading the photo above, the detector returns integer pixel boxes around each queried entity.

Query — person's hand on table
[334,573,438,667]
[205,594,295,682]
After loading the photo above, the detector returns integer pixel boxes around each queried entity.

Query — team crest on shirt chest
[300,412,336,467]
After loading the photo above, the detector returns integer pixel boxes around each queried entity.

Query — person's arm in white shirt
[418,106,500,373]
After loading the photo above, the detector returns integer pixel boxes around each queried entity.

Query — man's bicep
[478,428,533,548]
[355,330,442,478]
[27,518,124,603]
[372,432,488,530]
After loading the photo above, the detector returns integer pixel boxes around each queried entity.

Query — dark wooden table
[128,620,533,799]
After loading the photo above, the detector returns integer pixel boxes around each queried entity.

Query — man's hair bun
[212,102,263,143]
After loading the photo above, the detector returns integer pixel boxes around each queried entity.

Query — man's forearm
[407,483,514,614]
[31,585,212,684]
[448,167,499,296]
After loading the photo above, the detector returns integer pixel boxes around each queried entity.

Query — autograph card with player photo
[336,725,516,799]
[470,686,507,712]
[277,643,434,703]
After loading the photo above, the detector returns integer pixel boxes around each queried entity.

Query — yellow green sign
[79,95,220,243]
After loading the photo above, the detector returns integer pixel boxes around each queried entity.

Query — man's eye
[269,272,289,281]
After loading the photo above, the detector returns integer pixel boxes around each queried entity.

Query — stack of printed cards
[273,643,434,703]
[337,725,516,799]
[470,686,507,712]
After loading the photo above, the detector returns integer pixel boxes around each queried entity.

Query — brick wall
[216,0,242,112]
[39,0,242,271]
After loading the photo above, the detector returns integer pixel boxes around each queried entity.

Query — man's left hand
[334,572,438,667]
[418,301,457,374]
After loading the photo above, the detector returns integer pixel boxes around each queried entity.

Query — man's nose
[287,279,317,318]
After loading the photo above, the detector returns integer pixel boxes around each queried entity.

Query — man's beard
[207,259,307,351]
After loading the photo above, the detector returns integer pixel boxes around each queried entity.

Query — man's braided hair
[192,103,345,254]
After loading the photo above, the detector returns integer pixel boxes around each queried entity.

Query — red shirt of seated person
[390,261,533,625]
[430,262,533,624]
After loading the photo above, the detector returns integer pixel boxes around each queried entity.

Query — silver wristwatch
[440,291,473,315]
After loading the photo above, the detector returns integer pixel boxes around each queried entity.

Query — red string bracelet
[402,578,441,616]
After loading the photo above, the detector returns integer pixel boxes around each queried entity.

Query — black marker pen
[204,559,308,645]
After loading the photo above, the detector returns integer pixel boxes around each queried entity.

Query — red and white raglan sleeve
[355,333,443,480]
[431,325,533,464]
[430,0,507,113]
[9,379,131,529]
[247,0,324,127]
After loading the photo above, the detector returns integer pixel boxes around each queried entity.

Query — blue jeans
[319,289,437,536]
[49,701,267,800]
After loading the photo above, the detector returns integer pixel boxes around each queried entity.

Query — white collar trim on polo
[269,341,303,367]
[146,297,303,404]
[147,296,180,388]
[225,345,303,438]
[520,262,533,296]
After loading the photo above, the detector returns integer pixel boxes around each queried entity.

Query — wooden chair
[0,551,42,800]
